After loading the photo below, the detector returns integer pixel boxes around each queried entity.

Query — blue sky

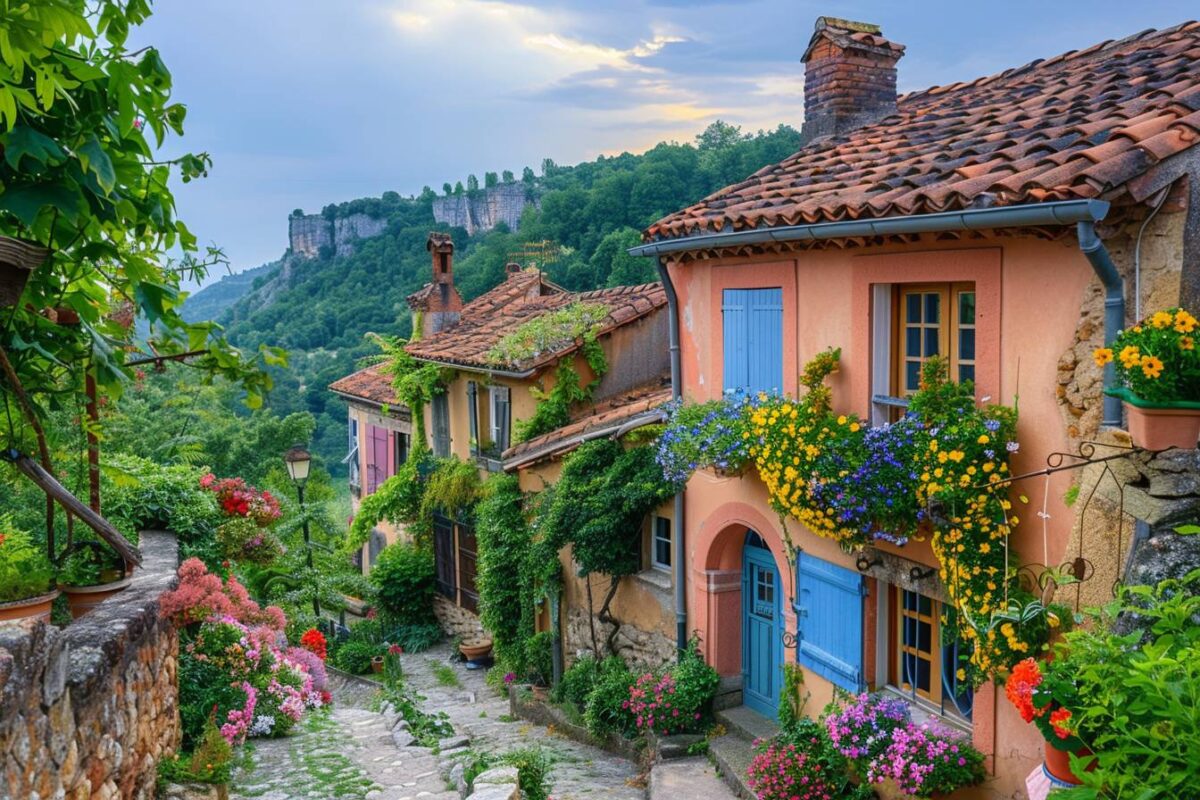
[131,0,1197,280]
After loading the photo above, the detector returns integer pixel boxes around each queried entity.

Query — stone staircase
[707,706,780,799]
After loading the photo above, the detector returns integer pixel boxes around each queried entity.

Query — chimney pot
[505,262,522,277]
[415,232,463,337]
[801,16,904,142]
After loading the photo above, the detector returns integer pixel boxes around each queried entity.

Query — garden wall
[0,531,180,800]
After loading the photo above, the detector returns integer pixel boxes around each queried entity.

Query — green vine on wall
[367,333,452,444]
[517,338,609,443]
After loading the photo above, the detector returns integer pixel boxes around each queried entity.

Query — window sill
[634,569,672,592]
[881,685,972,734]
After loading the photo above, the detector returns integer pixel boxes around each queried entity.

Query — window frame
[651,516,672,571]
[489,385,511,453]
[886,586,974,723]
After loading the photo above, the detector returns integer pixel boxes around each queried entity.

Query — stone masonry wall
[0,531,180,800]
[432,595,486,642]
[431,184,536,236]
[563,607,675,672]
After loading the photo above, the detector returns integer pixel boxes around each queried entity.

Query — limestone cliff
[432,183,537,235]
[288,212,388,258]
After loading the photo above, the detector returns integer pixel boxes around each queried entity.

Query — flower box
[1120,394,1200,452]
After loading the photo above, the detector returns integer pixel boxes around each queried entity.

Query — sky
[130,0,1197,282]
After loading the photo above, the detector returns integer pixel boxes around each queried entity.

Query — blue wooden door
[742,533,781,718]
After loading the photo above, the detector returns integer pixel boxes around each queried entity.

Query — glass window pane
[906,327,921,357]
[925,327,940,356]
[959,292,976,325]
[906,360,921,391]
[959,364,975,383]
[906,293,921,323]
[656,539,671,566]
[959,328,975,361]
[916,658,931,691]
[918,594,933,615]
[904,590,916,611]
[917,621,932,652]
[924,293,940,324]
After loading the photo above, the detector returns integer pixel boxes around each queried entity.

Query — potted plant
[56,540,133,619]
[1005,655,1097,786]
[0,514,57,623]
[0,236,50,306]
[459,637,493,662]
[1097,307,1200,450]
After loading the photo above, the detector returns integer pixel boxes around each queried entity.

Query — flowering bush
[1004,655,1092,751]
[657,393,756,483]
[1094,307,1199,404]
[215,517,284,566]
[201,474,281,526]
[300,627,328,660]
[623,643,719,737]
[747,740,837,800]
[865,721,985,797]
[160,557,287,631]
[825,693,910,764]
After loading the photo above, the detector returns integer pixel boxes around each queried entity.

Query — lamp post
[285,445,320,619]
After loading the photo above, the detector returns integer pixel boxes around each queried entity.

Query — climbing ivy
[344,448,433,553]
[367,333,452,444]
[516,338,609,443]
[474,474,532,668]
[486,302,609,365]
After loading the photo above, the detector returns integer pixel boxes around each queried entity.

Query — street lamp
[284,445,320,618]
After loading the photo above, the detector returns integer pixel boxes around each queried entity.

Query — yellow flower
[977,434,990,445]
[849,422,860,432]
[1141,354,1164,379]
[1093,347,1113,366]
[956,668,967,681]
[1119,345,1141,368]
[1174,310,1197,333]
[979,542,990,554]
[1047,612,1060,629]
[1182,336,1195,351]
[1151,310,1174,329]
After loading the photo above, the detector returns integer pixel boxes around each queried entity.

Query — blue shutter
[723,288,782,394]
[722,289,748,393]
[795,553,864,691]
[748,288,783,394]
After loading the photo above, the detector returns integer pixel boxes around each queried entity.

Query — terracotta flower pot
[371,656,384,674]
[1043,741,1095,786]
[0,590,59,624]
[59,577,132,619]
[0,236,50,307]
[1124,402,1200,451]
[459,639,493,661]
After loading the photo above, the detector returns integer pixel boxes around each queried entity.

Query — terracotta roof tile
[329,364,401,407]
[646,22,1200,243]
[502,384,672,469]
[404,275,667,372]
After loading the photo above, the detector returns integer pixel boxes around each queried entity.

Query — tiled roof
[405,274,667,372]
[502,383,672,469]
[647,22,1200,241]
[328,364,401,407]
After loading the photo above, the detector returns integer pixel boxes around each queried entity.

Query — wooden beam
[2,451,142,566]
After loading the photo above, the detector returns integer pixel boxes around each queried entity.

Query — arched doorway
[741,531,782,718]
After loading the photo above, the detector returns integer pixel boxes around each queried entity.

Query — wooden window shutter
[495,386,511,453]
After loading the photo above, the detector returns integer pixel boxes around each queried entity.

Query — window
[467,381,480,455]
[723,288,783,394]
[365,424,389,494]
[345,417,360,490]
[652,516,672,570]
[891,588,973,720]
[432,393,451,457]
[872,283,976,423]
[795,553,864,691]
[895,283,976,396]
[489,386,511,453]
[393,431,410,474]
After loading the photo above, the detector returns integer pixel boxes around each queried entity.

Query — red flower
[1049,708,1073,739]
[1005,657,1044,724]
[300,628,328,661]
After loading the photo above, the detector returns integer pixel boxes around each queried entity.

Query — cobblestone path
[229,644,645,800]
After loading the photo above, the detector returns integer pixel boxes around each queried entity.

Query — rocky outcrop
[288,213,388,259]
[0,531,180,800]
[432,184,537,236]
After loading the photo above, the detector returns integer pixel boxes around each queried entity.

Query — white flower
[1006,441,1020,453]
[248,715,275,737]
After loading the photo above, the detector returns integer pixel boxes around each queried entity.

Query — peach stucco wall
[668,235,1100,797]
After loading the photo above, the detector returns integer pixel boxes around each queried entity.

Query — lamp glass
[285,447,311,484]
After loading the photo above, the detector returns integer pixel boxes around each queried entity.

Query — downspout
[1076,221,1125,428]
[656,257,688,659]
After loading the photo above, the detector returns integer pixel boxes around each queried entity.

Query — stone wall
[288,212,387,258]
[432,595,486,642]
[0,531,180,800]
[563,607,675,672]
[431,184,536,236]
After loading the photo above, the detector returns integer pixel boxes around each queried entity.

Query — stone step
[707,735,756,800]
[649,756,738,800]
[715,706,779,744]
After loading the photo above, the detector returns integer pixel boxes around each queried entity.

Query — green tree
[595,228,655,287]
[443,182,453,196]
[522,166,536,184]
[484,171,498,188]
[501,170,515,184]
[467,174,479,193]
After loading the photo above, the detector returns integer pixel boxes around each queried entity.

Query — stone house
[631,17,1200,797]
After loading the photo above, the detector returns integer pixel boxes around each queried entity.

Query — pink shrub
[747,741,835,800]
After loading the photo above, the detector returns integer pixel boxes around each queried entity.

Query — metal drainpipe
[656,257,688,659]
[1077,220,1125,428]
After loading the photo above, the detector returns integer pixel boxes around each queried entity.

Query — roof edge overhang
[329,388,411,417]
[501,407,668,472]
[629,199,1111,259]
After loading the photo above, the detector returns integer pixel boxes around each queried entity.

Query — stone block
[473,765,520,786]
[392,729,416,748]
[470,785,519,800]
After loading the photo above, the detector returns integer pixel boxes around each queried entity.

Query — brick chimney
[406,232,463,339]
[801,17,905,142]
